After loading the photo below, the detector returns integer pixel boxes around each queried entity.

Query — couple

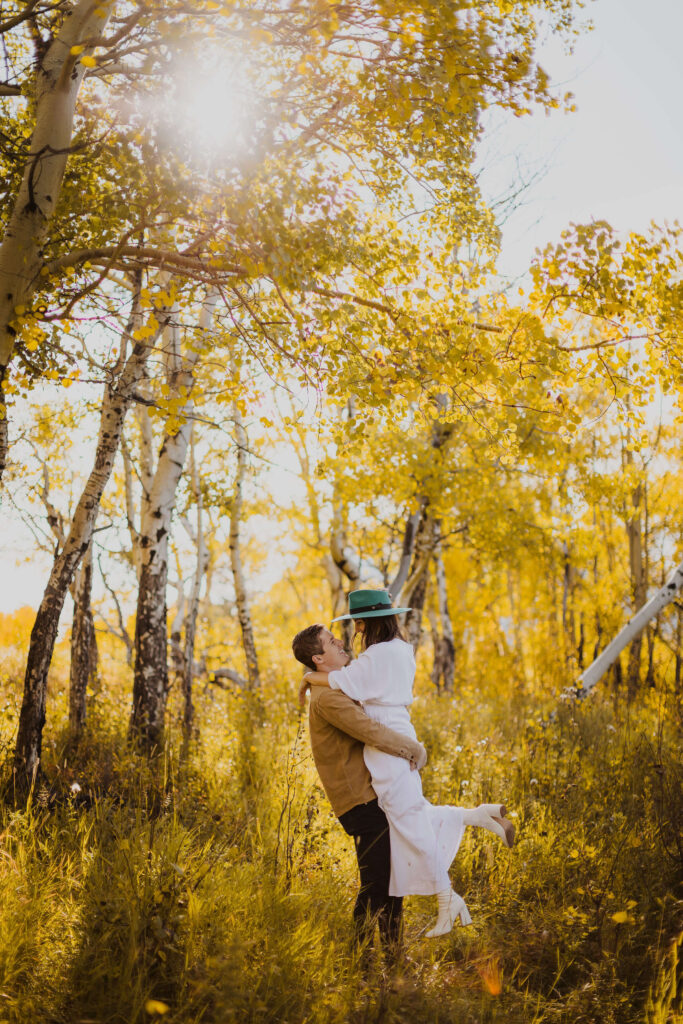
[292,588,515,952]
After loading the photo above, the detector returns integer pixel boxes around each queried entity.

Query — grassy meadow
[0,630,681,1024]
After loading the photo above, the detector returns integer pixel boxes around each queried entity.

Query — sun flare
[162,52,257,166]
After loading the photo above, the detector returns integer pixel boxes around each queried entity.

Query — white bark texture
[14,286,162,782]
[402,514,435,649]
[388,509,422,605]
[577,557,683,695]
[182,432,209,735]
[401,402,453,649]
[431,532,455,692]
[229,397,261,690]
[625,478,647,697]
[69,541,97,733]
[131,289,218,745]
[0,0,115,480]
[329,499,384,647]
[330,527,383,587]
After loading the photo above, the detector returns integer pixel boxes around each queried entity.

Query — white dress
[328,637,464,898]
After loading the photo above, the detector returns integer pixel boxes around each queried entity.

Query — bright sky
[1,0,682,615]
[480,0,683,281]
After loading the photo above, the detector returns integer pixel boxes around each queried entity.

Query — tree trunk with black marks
[69,542,98,734]
[132,540,171,750]
[182,432,208,737]
[0,0,114,484]
[428,605,442,692]
[431,529,455,692]
[403,514,434,650]
[15,388,127,780]
[562,541,577,668]
[675,605,682,695]
[14,285,156,787]
[229,397,261,690]
[402,398,453,650]
[322,553,355,649]
[389,507,423,606]
[131,289,217,747]
[625,472,647,701]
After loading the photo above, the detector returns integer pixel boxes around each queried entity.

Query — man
[292,623,427,954]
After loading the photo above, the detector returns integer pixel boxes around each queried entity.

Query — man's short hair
[292,623,324,672]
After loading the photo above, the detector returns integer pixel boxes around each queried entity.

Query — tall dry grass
[0,657,680,1023]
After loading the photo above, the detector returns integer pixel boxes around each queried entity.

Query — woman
[300,588,514,937]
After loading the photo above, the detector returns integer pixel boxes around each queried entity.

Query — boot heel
[457,899,472,926]
[426,891,472,938]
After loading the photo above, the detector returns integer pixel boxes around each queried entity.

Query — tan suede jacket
[308,685,426,818]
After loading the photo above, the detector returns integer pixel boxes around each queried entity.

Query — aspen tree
[14,279,169,784]
[130,288,218,748]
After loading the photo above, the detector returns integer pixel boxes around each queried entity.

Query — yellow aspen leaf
[611,911,632,924]
[145,1000,170,1015]
[81,55,97,68]
[70,45,85,55]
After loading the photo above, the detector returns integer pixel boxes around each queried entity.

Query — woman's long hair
[355,613,404,651]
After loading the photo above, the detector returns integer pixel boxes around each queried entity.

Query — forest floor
[0,664,680,1024]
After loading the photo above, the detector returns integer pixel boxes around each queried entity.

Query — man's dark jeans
[338,798,402,950]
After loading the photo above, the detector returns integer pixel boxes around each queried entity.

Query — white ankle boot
[425,888,472,938]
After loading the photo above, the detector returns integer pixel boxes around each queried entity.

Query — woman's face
[353,619,366,635]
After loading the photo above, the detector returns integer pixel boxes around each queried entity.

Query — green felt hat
[331,588,411,622]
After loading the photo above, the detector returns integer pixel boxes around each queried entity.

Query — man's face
[313,627,350,671]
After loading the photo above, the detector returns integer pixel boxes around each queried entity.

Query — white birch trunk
[401,401,452,649]
[625,477,647,698]
[14,290,162,783]
[131,289,218,745]
[330,527,383,586]
[576,558,683,696]
[0,0,115,480]
[388,508,423,605]
[432,531,455,692]
[182,433,208,736]
[402,514,435,650]
[121,430,143,579]
[69,541,97,733]
[229,397,261,690]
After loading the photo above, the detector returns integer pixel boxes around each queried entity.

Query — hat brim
[331,607,412,622]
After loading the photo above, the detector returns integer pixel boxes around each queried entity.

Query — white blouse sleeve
[327,648,388,703]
